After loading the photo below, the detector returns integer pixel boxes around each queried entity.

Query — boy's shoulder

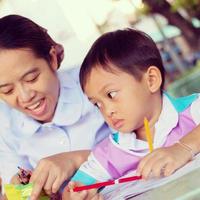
[165,92,199,113]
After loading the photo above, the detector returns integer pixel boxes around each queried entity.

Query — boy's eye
[107,91,117,99]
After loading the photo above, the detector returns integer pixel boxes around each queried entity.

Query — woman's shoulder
[58,67,80,84]
[0,100,12,117]
[0,100,13,129]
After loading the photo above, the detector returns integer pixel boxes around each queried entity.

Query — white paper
[101,153,200,200]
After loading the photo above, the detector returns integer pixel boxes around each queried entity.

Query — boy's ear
[146,66,162,93]
[49,47,58,71]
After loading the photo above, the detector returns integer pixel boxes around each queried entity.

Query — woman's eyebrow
[20,68,38,80]
[0,68,39,88]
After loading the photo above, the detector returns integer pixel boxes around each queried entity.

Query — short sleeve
[71,153,111,185]
[190,94,200,124]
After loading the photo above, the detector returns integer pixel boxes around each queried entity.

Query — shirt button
[60,138,68,145]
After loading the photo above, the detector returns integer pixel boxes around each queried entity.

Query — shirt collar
[114,93,179,154]
[52,70,83,125]
[12,69,84,137]
[153,93,178,148]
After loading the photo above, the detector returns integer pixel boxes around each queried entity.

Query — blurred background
[0,0,200,97]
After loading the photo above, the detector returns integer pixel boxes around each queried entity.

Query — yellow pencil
[144,117,154,153]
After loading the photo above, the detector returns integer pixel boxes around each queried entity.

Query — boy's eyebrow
[87,83,114,100]
[0,68,38,88]
[99,83,113,93]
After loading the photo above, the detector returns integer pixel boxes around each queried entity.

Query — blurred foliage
[171,0,200,20]
[167,60,200,97]
[142,0,200,50]
[171,0,200,12]
[136,3,150,16]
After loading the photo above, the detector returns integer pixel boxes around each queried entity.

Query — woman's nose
[17,86,35,103]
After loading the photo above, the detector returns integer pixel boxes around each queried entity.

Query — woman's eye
[94,102,102,109]
[25,74,39,83]
[107,91,117,99]
[3,89,13,95]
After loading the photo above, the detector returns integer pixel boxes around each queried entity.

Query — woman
[0,14,109,199]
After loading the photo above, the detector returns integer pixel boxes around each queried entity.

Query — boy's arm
[179,124,200,155]
[62,153,110,200]
[137,124,200,179]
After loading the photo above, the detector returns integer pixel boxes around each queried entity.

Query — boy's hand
[136,143,192,179]
[62,181,103,200]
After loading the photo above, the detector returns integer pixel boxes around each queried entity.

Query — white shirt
[0,67,109,184]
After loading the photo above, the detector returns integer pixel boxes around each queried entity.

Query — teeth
[27,101,41,110]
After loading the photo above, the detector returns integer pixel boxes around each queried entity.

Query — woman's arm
[30,150,90,200]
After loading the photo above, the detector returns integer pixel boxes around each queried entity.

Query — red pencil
[73,175,142,192]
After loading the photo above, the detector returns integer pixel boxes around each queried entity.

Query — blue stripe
[112,133,119,143]
[165,92,198,113]
[71,170,97,185]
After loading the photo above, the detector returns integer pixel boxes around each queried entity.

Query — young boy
[63,29,200,199]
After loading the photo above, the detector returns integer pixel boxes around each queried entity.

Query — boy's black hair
[80,28,165,90]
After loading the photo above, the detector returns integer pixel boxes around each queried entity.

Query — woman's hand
[62,181,104,200]
[10,174,21,184]
[136,143,192,179]
[29,150,90,200]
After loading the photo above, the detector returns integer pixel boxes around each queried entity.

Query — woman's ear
[146,66,162,93]
[49,47,58,71]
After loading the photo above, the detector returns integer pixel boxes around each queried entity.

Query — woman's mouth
[25,98,47,117]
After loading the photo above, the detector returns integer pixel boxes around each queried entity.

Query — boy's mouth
[112,119,124,130]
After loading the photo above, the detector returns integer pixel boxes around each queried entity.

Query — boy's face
[84,66,155,133]
[0,48,59,123]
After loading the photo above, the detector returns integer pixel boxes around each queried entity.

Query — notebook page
[101,153,200,200]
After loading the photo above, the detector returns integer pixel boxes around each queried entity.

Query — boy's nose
[105,106,115,118]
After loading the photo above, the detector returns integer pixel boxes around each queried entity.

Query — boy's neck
[136,93,162,141]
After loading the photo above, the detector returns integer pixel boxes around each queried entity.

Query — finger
[139,156,160,179]
[163,162,176,177]
[29,164,43,183]
[70,190,88,200]
[30,171,49,200]
[91,193,104,200]
[62,185,70,199]
[52,174,65,193]
[84,189,98,199]
[43,172,56,195]
[150,158,168,178]
[136,153,155,175]
[68,181,77,189]
[10,174,21,184]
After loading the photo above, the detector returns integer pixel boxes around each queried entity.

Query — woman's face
[0,48,59,123]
